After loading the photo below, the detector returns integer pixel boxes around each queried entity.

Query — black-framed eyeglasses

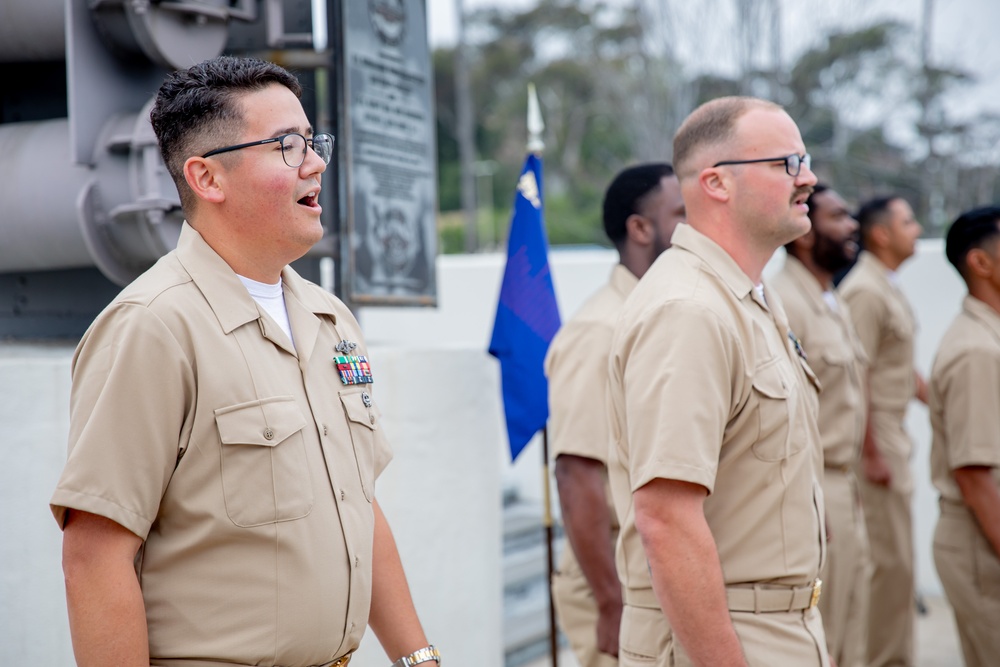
[713,153,811,177]
[201,132,334,168]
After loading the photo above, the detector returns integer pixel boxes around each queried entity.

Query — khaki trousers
[618,586,827,666]
[668,606,827,667]
[857,410,915,667]
[819,468,869,667]
[933,502,1000,667]
[618,603,670,667]
[552,554,619,667]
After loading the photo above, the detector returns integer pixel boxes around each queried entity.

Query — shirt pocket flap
[821,346,852,366]
[751,361,789,399]
[215,397,307,446]
[341,391,379,431]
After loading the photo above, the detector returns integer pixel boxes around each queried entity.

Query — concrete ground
[526,593,963,667]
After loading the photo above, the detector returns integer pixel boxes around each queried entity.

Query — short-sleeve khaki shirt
[546,263,635,476]
[609,224,825,588]
[930,295,1000,504]
[51,223,392,666]
[545,265,632,576]
[839,251,916,414]
[771,255,868,468]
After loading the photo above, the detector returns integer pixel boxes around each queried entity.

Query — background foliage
[433,0,1000,252]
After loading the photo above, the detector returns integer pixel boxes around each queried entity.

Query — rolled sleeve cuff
[50,488,151,538]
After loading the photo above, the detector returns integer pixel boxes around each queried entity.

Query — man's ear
[699,167,730,203]
[625,213,654,246]
[966,247,994,279]
[868,223,889,250]
[184,156,226,204]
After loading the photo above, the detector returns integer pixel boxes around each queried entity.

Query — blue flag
[488,153,561,461]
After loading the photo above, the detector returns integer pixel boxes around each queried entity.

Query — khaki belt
[938,497,973,518]
[625,580,822,613]
[726,579,822,613]
[824,462,852,473]
[153,657,350,667]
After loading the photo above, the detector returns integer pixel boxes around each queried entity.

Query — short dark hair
[149,56,303,213]
[945,206,1000,278]
[784,183,830,256]
[855,195,903,242]
[672,96,782,179]
[602,163,675,248]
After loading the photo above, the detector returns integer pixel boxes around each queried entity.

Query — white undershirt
[754,283,766,304]
[238,274,294,347]
[822,290,839,313]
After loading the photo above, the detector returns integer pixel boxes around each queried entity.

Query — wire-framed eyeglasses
[201,132,334,168]
[713,153,811,177]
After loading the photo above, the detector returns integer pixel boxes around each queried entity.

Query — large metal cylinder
[0,0,65,62]
[0,0,315,288]
[0,119,94,270]
[0,108,184,285]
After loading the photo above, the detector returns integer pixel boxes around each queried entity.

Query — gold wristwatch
[390,645,440,667]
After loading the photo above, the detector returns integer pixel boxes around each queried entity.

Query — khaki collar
[671,223,756,301]
[781,255,835,315]
[855,250,896,289]
[609,263,639,299]
[962,294,1000,342]
[174,222,339,336]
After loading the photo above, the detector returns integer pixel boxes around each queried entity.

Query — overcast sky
[424,0,1000,120]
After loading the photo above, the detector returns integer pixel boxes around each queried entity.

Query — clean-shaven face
[219,83,327,264]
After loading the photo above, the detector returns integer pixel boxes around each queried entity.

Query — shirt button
[341,490,345,501]
[355,556,360,568]
[323,424,328,436]
[263,427,274,440]
[369,414,375,424]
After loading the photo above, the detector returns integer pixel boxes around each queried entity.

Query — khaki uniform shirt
[545,264,632,570]
[839,251,916,414]
[609,223,825,589]
[51,223,392,667]
[546,263,635,475]
[930,295,1000,505]
[771,256,868,467]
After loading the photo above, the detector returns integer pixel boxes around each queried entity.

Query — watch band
[390,645,440,667]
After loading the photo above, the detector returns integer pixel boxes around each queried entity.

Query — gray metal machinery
[0,1,438,338]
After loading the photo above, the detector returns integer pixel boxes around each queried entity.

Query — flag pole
[527,81,559,667]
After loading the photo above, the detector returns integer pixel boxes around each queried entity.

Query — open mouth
[297,191,319,208]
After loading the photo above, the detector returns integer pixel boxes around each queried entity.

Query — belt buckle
[332,655,352,667]
[809,579,823,608]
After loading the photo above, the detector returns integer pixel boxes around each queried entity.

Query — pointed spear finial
[527,82,544,154]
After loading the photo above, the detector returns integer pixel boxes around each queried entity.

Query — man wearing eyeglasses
[609,96,830,666]
[50,56,437,667]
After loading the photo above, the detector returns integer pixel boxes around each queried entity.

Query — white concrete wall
[0,239,965,665]
[0,344,76,666]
